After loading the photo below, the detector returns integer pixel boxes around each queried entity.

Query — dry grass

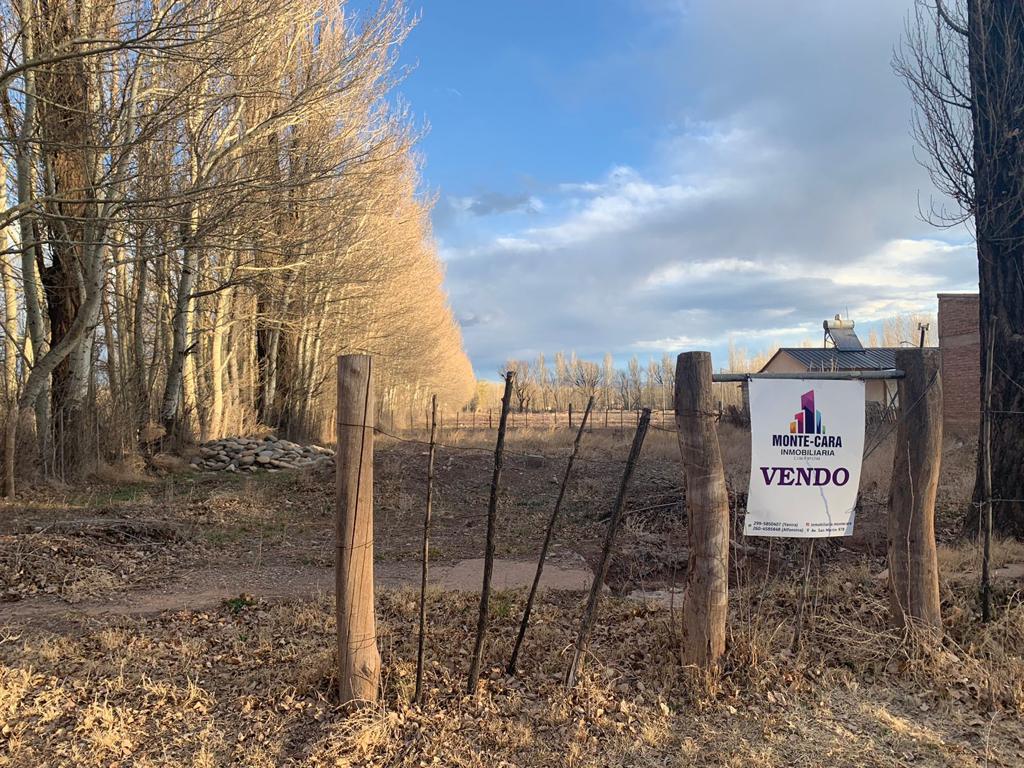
[2,548,1023,767]
[0,424,1008,766]
[937,539,1024,582]
[0,523,197,603]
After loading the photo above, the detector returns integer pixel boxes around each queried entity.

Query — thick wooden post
[888,348,943,631]
[674,352,729,669]
[336,354,380,705]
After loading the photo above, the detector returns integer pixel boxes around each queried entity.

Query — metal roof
[766,347,899,372]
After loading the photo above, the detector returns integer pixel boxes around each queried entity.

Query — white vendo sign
[745,378,866,537]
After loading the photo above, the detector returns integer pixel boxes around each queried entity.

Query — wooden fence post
[888,347,943,631]
[467,370,514,693]
[674,352,729,669]
[336,354,380,705]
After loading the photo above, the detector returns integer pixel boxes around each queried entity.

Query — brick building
[937,293,980,423]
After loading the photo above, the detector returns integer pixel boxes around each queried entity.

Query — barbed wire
[343,422,631,467]
[341,365,998,481]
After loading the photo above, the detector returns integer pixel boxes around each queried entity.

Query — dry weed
[2,569,1023,767]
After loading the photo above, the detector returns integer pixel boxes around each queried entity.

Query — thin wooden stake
[415,395,437,704]
[467,371,514,693]
[565,408,651,688]
[508,396,594,675]
[791,539,815,652]
[981,318,995,622]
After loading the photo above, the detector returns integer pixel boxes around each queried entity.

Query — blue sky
[390,0,976,377]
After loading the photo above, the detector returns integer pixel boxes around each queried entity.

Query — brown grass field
[1,423,1023,766]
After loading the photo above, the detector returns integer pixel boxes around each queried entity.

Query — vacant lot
[2,425,1022,766]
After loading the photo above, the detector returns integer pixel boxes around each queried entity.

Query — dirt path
[0,556,596,624]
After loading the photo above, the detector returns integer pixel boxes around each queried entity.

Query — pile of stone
[190,436,334,473]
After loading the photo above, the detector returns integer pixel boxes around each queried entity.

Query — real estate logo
[760,388,850,487]
[772,389,842,452]
[790,389,824,435]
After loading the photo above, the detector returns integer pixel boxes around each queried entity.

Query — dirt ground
[2,424,1023,766]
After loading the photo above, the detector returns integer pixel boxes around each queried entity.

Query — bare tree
[503,360,532,412]
[571,359,601,404]
[0,0,477,494]
[896,0,1024,537]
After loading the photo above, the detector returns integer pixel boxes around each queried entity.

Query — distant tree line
[472,313,939,414]
[466,353,675,414]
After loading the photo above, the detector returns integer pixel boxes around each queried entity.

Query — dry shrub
[726,552,1024,717]
[90,456,151,485]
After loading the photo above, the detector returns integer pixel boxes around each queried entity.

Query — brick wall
[937,293,980,423]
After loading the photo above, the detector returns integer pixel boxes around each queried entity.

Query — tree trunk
[160,203,199,440]
[888,348,943,630]
[208,284,233,439]
[967,0,1024,538]
[13,18,49,463]
[37,0,96,476]
[674,352,730,669]
[1,239,18,407]
[4,234,106,497]
[132,253,150,428]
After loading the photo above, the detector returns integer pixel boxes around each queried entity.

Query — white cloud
[436,0,979,375]
[642,258,769,289]
[633,325,815,352]
[507,166,742,250]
